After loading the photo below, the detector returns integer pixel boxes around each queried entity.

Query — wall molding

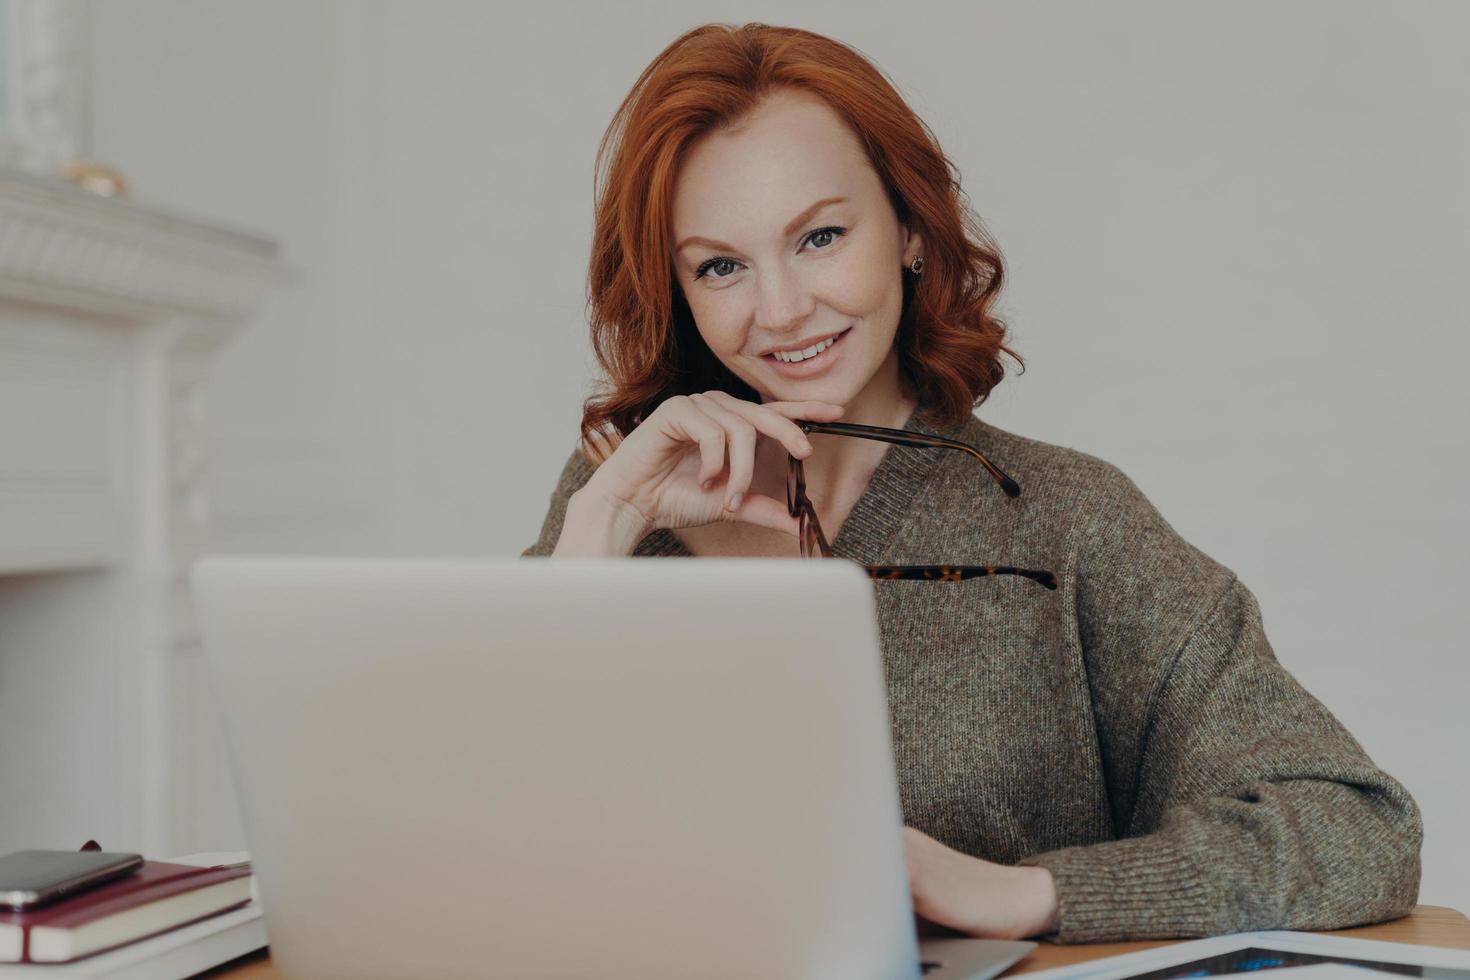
[0,162,282,857]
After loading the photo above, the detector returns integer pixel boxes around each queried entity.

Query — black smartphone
[0,850,144,910]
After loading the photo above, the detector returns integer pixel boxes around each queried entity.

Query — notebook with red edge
[0,860,252,963]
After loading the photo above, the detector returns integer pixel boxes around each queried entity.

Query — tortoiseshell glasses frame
[788,420,1057,590]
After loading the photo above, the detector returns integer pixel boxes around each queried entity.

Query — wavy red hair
[580,22,1023,463]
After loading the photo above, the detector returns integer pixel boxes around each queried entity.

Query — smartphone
[0,850,144,910]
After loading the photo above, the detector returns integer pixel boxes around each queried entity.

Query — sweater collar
[825,400,971,563]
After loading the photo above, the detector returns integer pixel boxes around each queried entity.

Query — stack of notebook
[0,852,261,975]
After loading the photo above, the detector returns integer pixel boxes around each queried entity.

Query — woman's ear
[902,225,925,268]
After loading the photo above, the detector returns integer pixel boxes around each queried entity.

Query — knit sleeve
[1016,464,1423,943]
[521,446,596,557]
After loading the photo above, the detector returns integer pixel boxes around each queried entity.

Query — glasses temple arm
[798,421,1020,497]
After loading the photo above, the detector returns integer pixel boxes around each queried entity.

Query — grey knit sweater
[522,403,1423,943]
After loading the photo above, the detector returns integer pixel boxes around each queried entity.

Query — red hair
[580,22,1023,463]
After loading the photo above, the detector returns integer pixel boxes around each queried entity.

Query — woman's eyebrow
[675,196,849,253]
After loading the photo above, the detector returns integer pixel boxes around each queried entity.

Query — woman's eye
[692,226,847,283]
[807,226,845,249]
[695,258,740,281]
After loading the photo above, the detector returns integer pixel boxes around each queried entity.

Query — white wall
[87,0,1469,912]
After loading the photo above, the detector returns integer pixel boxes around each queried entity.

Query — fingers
[648,391,845,521]
[687,393,756,510]
[700,390,838,460]
[723,492,801,537]
[658,395,730,489]
[761,399,846,421]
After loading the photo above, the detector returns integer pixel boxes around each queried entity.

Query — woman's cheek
[829,244,893,315]
[691,310,762,387]
[699,311,747,363]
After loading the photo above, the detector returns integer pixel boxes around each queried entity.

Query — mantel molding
[0,166,286,334]
[0,163,285,857]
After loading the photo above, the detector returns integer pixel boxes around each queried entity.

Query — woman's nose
[752,262,816,334]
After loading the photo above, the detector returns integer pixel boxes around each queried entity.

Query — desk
[200,905,1470,979]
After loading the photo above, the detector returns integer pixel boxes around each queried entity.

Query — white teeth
[773,333,839,363]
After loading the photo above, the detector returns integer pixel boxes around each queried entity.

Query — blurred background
[0,0,1465,916]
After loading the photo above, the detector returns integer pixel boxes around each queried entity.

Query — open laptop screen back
[192,557,921,980]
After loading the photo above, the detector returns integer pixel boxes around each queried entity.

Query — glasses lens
[799,505,816,559]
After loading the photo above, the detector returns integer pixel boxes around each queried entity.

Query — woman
[522,23,1422,943]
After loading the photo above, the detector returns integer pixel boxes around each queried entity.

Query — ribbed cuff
[1016,835,1217,944]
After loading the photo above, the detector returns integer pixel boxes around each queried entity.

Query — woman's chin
[766,379,851,408]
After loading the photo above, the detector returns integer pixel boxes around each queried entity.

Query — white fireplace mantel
[0,165,282,857]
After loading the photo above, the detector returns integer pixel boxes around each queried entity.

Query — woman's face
[670,88,922,409]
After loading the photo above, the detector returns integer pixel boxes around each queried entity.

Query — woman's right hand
[576,390,845,539]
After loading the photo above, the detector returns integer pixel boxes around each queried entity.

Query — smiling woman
[669,89,919,413]
[579,29,1019,459]
[523,21,1423,946]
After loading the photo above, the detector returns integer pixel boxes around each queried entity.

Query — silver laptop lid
[192,557,923,980]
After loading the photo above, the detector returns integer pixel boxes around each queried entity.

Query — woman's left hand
[903,826,1060,940]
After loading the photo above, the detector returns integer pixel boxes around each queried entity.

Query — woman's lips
[763,327,851,378]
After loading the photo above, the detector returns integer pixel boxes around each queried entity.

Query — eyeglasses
[788,420,1058,590]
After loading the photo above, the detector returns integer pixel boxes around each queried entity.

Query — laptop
[191,556,1037,980]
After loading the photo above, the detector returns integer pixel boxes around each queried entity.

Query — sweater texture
[522,403,1423,943]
